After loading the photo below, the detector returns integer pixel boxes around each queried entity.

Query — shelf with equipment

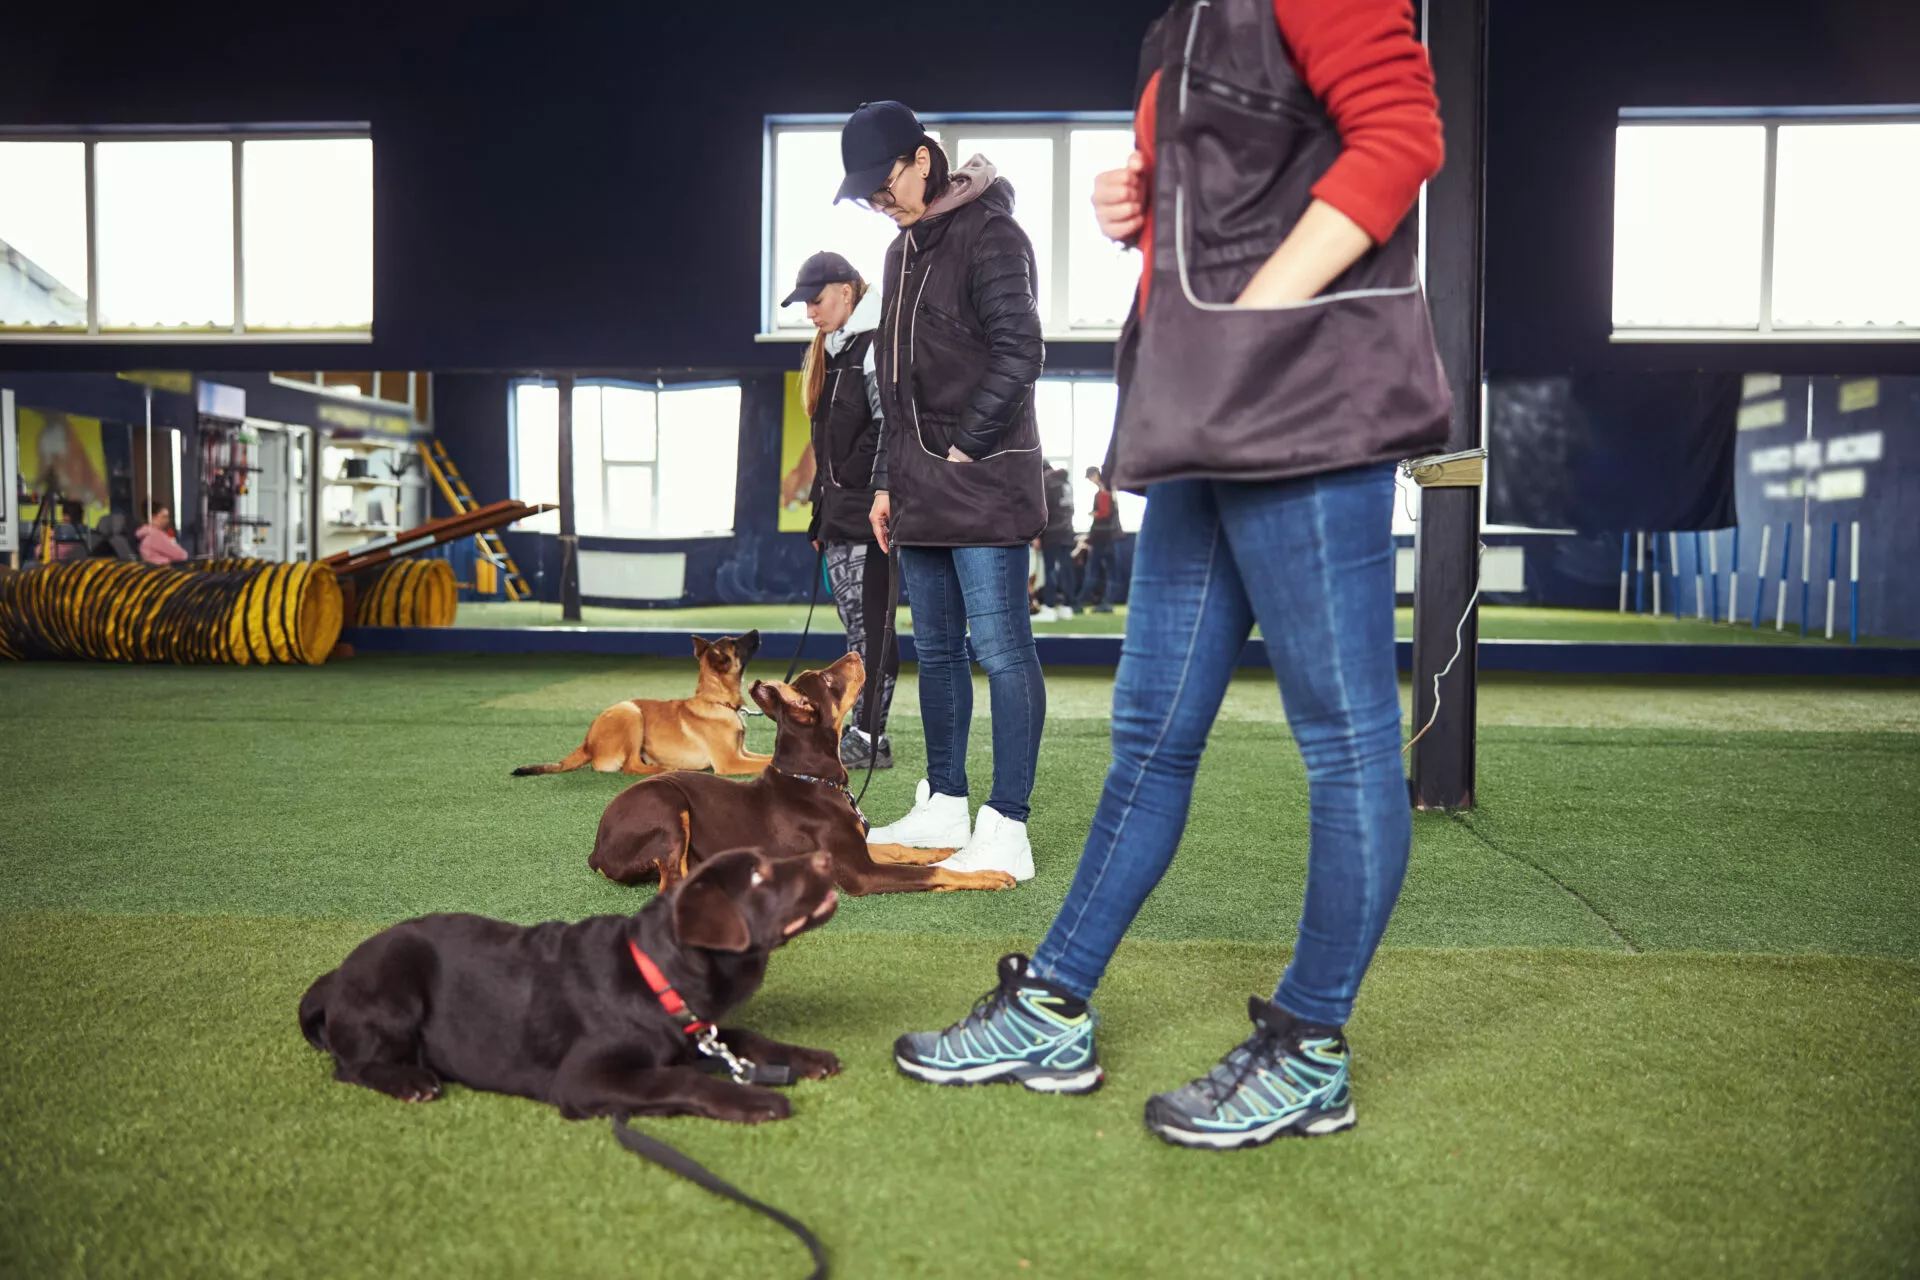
[317,433,425,560]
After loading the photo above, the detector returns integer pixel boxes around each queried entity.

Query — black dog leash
[610,1117,828,1280]
[854,544,900,810]
[784,546,827,684]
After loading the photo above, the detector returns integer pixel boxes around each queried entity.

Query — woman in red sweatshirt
[895,0,1450,1149]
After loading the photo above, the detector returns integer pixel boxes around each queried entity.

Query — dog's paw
[785,1048,842,1079]
[985,871,1017,890]
[724,1091,792,1124]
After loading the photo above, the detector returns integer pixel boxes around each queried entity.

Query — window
[1033,377,1145,533]
[763,115,1139,340]
[510,380,741,538]
[1612,109,1920,340]
[0,142,88,327]
[0,127,372,339]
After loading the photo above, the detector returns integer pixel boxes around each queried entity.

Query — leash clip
[696,1024,755,1085]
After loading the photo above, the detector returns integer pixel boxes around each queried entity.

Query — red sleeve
[1273,0,1444,245]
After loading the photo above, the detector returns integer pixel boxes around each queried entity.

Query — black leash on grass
[611,1116,827,1279]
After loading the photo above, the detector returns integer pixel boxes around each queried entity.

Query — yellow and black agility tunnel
[350,557,458,628]
[0,559,344,665]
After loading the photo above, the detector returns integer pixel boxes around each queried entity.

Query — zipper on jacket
[1177,0,1210,115]
[891,229,916,387]
[1188,68,1302,120]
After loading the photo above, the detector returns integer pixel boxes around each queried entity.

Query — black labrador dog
[298,849,842,1122]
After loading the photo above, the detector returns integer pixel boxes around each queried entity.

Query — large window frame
[508,377,742,540]
[0,123,372,343]
[760,112,1137,343]
[1611,106,1920,343]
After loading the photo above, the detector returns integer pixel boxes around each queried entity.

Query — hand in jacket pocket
[945,446,974,464]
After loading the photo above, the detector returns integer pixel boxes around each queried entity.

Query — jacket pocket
[911,304,988,418]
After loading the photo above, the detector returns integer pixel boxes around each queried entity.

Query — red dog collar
[628,938,712,1037]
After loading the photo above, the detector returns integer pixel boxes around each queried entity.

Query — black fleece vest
[1110,0,1452,491]
[874,192,1047,548]
[811,328,881,543]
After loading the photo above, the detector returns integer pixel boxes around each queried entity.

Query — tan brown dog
[513,631,772,778]
[590,652,1015,895]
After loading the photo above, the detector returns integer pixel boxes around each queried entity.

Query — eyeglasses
[855,160,911,213]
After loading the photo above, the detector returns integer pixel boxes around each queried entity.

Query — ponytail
[798,278,870,417]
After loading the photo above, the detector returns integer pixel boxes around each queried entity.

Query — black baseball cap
[782,251,862,307]
[834,100,924,204]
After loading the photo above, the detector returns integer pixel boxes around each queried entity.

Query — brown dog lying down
[513,631,771,778]
[298,849,841,1122]
[590,652,1014,895]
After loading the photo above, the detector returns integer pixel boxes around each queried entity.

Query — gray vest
[1111,0,1452,490]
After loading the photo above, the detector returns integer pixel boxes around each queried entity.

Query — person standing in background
[838,100,1049,882]
[788,251,899,769]
[893,0,1451,1150]
[1079,465,1123,613]
[1034,464,1077,622]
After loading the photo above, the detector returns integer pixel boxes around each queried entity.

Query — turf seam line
[1445,813,1641,954]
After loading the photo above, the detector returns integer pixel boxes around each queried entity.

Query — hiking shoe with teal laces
[1143,996,1356,1149]
[894,954,1104,1094]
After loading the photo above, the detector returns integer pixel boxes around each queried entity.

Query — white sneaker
[1058,606,1075,619]
[935,805,1034,882]
[867,778,971,848]
[1034,606,1058,623]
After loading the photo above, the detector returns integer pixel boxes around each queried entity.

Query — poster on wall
[16,406,112,530]
[777,370,815,534]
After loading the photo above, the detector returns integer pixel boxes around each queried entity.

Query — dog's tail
[299,970,337,1051]
[512,743,592,777]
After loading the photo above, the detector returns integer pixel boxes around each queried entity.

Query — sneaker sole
[894,1054,1104,1095]
[1146,1103,1356,1150]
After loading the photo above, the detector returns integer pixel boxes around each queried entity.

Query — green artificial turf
[2,655,1917,1276]
[3,919,1917,1280]
[452,600,1911,645]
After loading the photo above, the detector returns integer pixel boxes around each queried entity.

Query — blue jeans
[1079,541,1119,606]
[1040,543,1077,608]
[1030,465,1408,1026]
[899,545,1047,823]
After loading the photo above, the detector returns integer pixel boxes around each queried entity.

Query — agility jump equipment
[1617,524,1862,644]
[0,558,343,665]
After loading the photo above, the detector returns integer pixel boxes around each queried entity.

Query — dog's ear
[671,875,752,953]
[770,682,818,725]
[691,635,712,660]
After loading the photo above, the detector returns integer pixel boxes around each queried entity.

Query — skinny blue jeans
[1030,465,1409,1026]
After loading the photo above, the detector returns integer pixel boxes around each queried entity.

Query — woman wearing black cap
[835,100,1047,883]
[784,250,897,769]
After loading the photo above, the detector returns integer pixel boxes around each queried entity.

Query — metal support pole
[556,373,581,622]
[1409,0,1486,810]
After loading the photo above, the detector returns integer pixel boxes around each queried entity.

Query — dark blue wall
[2,0,1157,374]
[1486,0,1920,378]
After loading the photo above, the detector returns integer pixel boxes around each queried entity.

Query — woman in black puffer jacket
[834,100,1047,882]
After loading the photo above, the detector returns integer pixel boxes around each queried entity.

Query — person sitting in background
[136,506,188,566]
[1078,466,1123,613]
[52,502,90,562]
[1034,465,1077,622]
